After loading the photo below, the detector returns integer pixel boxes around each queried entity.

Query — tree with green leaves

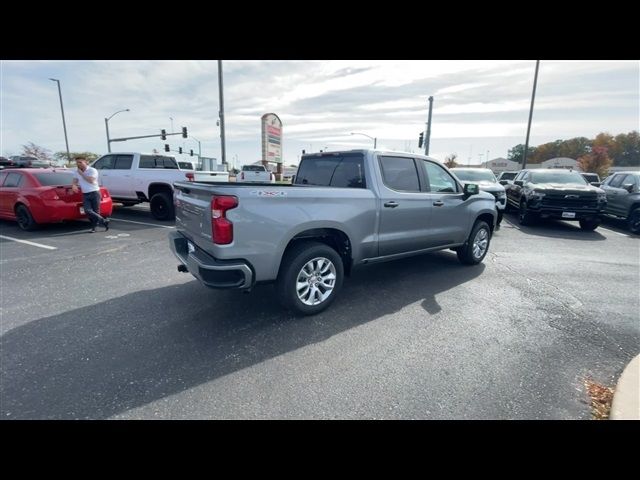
[54,151,99,166]
[508,144,537,165]
[612,131,640,167]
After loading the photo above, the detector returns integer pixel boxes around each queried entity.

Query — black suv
[505,169,607,230]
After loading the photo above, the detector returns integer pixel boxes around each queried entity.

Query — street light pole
[218,60,227,166]
[350,132,376,148]
[190,135,202,167]
[104,109,130,153]
[49,78,71,163]
[170,117,174,133]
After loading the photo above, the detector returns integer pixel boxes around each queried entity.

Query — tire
[276,241,344,316]
[150,192,175,221]
[16,204,37,231]
[457,220,491,265]
[518,200,535,226]
[579,218,600,231]
[628,208,640,235]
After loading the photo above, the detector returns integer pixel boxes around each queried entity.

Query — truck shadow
[1,251,483,419]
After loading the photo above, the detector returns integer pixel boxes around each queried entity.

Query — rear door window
[114,155,133,170]
[3,172,23,187]
[379,156,420,192]
[296,153,366,188]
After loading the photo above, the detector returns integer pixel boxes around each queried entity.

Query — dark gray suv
[600,171,640,234]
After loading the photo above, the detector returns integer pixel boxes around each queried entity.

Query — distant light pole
[190,135,202,167]
[49,78,71,163]
[169,117,174,133]
[105,109,130,153]
[350,132,376,148]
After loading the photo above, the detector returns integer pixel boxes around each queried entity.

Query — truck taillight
[185,172,194,182]
[211,195,238,244]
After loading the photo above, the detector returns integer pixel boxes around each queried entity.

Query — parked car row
[0,156,52,170]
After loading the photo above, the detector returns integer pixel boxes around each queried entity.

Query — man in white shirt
[72,156,110,233]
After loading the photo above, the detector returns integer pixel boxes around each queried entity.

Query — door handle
[433,201,444,206]
[384,201,399,208]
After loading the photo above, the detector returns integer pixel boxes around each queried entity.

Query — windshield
[500,172,517,180]
[531,171,588,185]
[33,172,74,186]
[582,174,599,182]
[178,162,194,170]
[242,165,266,172]
[453,169,496,182]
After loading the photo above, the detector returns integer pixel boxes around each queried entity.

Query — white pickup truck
[238,164,275,183]
[177,161,229,183]
[91,152,194,220]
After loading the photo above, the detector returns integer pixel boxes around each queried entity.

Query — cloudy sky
[1,60,638,168]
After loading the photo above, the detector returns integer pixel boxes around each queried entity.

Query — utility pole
[218,60,227,166]
[424,96,434,156]
[522,60,540,169]
[49,78,71,163]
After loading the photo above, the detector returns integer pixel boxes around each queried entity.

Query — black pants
[83,191,107,228]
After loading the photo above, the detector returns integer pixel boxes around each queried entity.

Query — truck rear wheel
[276,241,344,316]
[457,220,491,265]
[150,192,175,221]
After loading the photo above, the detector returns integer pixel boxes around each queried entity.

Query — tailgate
[174,182,217,241]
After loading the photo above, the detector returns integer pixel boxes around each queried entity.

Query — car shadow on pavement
[0,251,484,419]
[502,213,607,241]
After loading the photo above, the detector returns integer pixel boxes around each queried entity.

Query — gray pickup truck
[169,150,497,315]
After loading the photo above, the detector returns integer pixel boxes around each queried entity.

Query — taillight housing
[211,195,238,244]
[185,172,194,182]
[41,188,59,200]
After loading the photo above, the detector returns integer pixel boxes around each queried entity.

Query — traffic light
[161,129,167,140]
[190,149,194,156]
[178,147,182,154]
[182,127,188,138]
[418,132,424,148]
[164,144,170,152]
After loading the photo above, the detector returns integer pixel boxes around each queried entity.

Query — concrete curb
[610,354,640,420]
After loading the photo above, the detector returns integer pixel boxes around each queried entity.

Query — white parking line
[0,235,58,250]
[599,227,630,237]
[109,218,175,229]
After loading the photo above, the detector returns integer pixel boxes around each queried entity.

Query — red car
[0,168,113,231]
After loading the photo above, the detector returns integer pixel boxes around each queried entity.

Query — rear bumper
[34,198,113,223]
[169,231,254,289]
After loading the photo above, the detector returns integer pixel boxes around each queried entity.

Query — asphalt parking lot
[1,205,638,419]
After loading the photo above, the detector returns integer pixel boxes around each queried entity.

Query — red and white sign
[261,113,283,164]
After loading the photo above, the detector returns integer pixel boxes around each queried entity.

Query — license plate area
[562,212,576,218]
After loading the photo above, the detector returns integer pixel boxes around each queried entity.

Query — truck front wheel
[150,192,175,221]
[457,220,491,265]
[276,241,344,316]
